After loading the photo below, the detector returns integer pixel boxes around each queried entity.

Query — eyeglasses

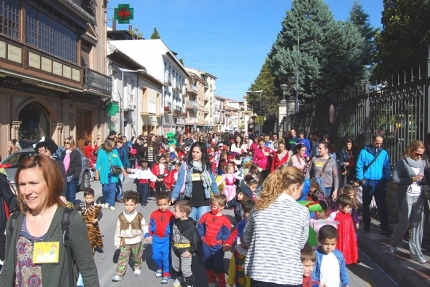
[414,152,423,157]
[65,142,70,144]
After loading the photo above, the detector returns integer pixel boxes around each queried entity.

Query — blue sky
[107,0,383,101]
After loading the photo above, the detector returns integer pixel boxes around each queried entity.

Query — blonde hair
[339,185,357,209]
[403,140,424,157]
[65,136,76,150]
[211,194,227,207]
[256,166,304,211]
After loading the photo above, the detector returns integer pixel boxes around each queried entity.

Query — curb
[357,229,430,286]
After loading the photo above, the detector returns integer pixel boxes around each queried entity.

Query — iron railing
[83,67,112,96]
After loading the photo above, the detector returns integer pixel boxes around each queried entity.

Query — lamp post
[246,90,263,134]
[280,77,296,134]
[118,68,146,135]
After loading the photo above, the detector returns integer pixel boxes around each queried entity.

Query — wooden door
[76,110,92,150]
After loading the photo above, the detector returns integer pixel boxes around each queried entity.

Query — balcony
[182,86,187,94]
[164,72,171,86]
[186,118,196,125]
[204,120,210,126]
[172,78,179,92]
[187,85,197,95]
[204,93,211,100]
[176,118,186,125]
[203,106,210,113]
[140,100,157,115]
[83,67,112,96]
[185,100,197,109]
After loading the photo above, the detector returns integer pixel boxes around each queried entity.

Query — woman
[252,137,271,181]
[7,139,20,155]
[390,140,427,263]
[306,141,339,201]
[289,143,309,173]
[171,141,219,221]
[230,135,248,155]
[114,138,129,203]
[95,138,127,210]
[271,139,289,172]
[146,134,160,167]
[61,137,82,205]
[243,166,309,287]
[339,139,357,184]
[249,137,259,153]
[0,155,99,286]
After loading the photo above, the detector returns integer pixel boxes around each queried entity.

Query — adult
[95,138,127,210]
[288,128,299,151]
[339,139,357,184]
[243,166,309,287]
[184,133,194,147]
[253,137,271,181]
[171,141,219,221]
[147,134,160,167]
[230,135,248,155]
[249,137,259,153]
[0,155,99,286]
[356,134,391,234]
[263,134,275,151]
[289,143,309,174]
[390,141,427,263]
[114,138,130,203]
[7,139,20,155]
[271,139,289,172]
[310,132,320,158]
[297,130,311,160]
[306,142,339,200]
[271,134,279,151]
[61,137,82,205]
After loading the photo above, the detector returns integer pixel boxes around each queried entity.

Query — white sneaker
[173,278,181,287]
[208,283,217,287]
[109,206,116,211]
[104,203,109,208]
[134,269,141,276]
[112,275,121,282]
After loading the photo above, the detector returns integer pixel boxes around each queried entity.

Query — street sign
[114,4,134,24]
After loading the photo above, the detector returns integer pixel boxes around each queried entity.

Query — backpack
[9,207,79,286]
[0,173,17,263]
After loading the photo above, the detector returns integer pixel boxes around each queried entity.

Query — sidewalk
[357,214,430,286]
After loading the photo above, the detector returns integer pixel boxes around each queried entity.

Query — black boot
[184,275,194,287]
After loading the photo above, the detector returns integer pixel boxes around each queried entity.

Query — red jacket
[164,169,178,191]
[271,151,289,172]
[150,163,169,189]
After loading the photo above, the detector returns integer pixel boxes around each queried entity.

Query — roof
[60,0,96,24]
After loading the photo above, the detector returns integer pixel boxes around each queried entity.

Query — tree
[150,28,161,39]
[129,27,143,40]
[374,0,430,81]
[247,58,277,118]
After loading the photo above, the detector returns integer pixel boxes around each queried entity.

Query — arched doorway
[18,103,50,148]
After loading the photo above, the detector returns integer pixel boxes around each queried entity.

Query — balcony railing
[140,100,157,115]
[176,118,186,125]
[185,100,197,109]
[186,118,196,124]
[164,72,171,85]
[182,86,187,94]
[83,67,112,96]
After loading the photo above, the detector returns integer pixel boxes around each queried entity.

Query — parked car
[0,147,92,191]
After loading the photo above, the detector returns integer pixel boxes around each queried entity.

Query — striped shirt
[243,193,309,285]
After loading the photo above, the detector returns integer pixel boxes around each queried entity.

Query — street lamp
[118,68,146,135]
[246,90,263,134]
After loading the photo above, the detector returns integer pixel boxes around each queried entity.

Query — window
[0,0,20,40]
[26,5,78,63]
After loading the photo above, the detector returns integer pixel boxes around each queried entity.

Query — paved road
[84,178,399,287]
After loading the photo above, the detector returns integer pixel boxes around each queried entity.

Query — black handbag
[108,154,123,175]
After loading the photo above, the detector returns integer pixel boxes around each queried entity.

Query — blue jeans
[362,179,389,229]
[137,182,149,205]
[189,205,210,222]
[102,174,116,207]
[116,173,124,200]
[66,178,79,205]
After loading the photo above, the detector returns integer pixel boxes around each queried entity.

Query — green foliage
[150,28,161,39]
[374,0,430,80]
[129,27,143,40]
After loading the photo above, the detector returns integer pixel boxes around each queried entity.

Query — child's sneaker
[111,275,122,282]
[134,269,141,276]
[161,276,170,284]
[173,278,182,287]
[155,268,162,277]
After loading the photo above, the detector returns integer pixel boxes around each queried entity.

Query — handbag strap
[318,158,332,176]
[363,149,382,173]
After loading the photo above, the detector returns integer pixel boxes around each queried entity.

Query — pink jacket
[253,148,269,170]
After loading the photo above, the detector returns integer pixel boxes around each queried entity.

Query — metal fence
[289,47,430,166]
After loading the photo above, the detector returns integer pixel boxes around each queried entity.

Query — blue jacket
[356,145,390,181]
[171,162,219,200]
[95,149,123,184]
[312,248,350,286]
[298,138,311,157]
[115,146,130,169]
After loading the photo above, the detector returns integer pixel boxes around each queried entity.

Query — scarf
[404,156,423,169]
[192,161,213,189]
[63,150,71,173]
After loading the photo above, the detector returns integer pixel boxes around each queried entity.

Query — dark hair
[186,141,212,171]
[84,188,95,197]
[319,225,338,241]
[244,173,259,186]
[123,190,139,204]
[336,193,353,208]
[16,155,65,212]
[372,134,383,141]
[322,134,330,142]
[10,139,17,145]
[138,160,149,169]
[156,191,171,202]
[241,199,255,213]
[294,143,306,154]
[301,244,316,263]
[318,141,329,150]
[174,200,192,216]
[34,138,59,155]
[318,200,329,213]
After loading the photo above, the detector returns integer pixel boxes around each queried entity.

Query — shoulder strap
[8,210,21,234]
[61,207,77,287]
[364,149,382,173]
[320,158,331,175]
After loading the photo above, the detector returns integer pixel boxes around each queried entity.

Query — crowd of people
[1,127,430,287]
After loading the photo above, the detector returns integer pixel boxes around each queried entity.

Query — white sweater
[128,168,157,181]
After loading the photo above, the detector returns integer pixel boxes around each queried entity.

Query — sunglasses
[118,142,124,144]
[414,151,423,157]
[65,142,71,144]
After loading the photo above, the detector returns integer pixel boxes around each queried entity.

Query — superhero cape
[298,200,323,247]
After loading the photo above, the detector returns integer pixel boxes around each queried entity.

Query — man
[356,134,391,234]
[271,134,279,151]
[310,132,320,158]
[184,133,194,147]
[264,134,274,150]
[288,128,298,151]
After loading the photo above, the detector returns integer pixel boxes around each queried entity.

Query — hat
[109,130,117,136]
[218,143,224,147]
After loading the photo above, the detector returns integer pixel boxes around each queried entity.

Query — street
[86,178,399,287]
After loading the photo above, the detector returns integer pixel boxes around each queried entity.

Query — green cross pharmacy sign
[114,4,134,24]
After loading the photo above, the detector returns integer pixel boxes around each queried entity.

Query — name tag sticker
[315,161,324,168]
[191,173,201,181]
[33,242,60,264]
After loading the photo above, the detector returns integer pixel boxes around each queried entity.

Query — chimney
[112,18,116,31]
[129,25,132,32]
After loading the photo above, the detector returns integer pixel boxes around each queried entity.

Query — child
[217,158,227,175]
[329,194,358,265]
[301,244,317,287]
[226,189,250,225]
[147,191,175,284]
[241,174,259,200]
[312,225,350,287]
[151,154,169,192]
[218,164,244,201]
[127,160,158,206]
[224,200,255,287]
[112,191,148,282]
[171,200,202,287]
[339,185,360,230]
[164,160,181,191]
[197,194,231,287]
[74,188,103,255]
[309,200,337,243]
[307,180,321,201]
